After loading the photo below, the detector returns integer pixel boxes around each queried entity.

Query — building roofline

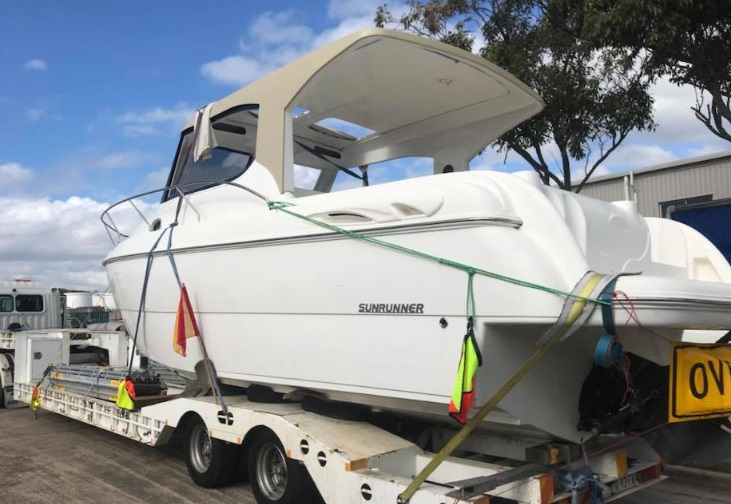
[584,150,731,185]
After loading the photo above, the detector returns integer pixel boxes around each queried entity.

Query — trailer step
[446,463,550,499]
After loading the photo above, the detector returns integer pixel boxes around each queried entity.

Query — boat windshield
[163,107,258,201]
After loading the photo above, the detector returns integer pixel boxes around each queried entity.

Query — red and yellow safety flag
[449,321,483,424]
[30,385,41,411]
[173,284,200,357]
[116,378,136,411]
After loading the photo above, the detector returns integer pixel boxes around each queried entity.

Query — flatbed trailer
[11,330,665,504]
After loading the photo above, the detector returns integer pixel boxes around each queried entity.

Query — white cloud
[294,165,321,189]
[249,11,314,46]
[685,145,725,158]
[96,151,157,169]
[0,196,113,290]
[118,103,194,136]
[471,147,525,172]
[201,55,275,87]
[24,59,47,71]
[611,77,730,159]
[470,78,726,179]
[650,78,704,143]
[601,144,677,171]
[25,108,44,121]
[471,139,678,184]
[200,2,404,87]
[0,195,157,291]
[327,0,384,20]
[312,15,380,48]
[0,162,34,189]
[0,150,161,200]
[137,167,170,193]
[201,10,318,87]
[23,96,62,123]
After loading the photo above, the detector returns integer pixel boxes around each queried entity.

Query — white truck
[0,280,64,335]
[11,329,666,504]
[0,280,65,406]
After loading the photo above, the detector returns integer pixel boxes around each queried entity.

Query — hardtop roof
[184,29,544,192]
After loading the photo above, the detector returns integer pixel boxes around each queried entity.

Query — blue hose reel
[594,333,624,369]
[595,278,624,369]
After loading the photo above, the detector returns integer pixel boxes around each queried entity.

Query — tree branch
[557,142,572,190]
[533,144,563,187]
[574,131,628,193]
[507,142,561,186]
[693,94,731,143]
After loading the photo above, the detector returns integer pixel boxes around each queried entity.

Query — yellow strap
[397,273,605,503]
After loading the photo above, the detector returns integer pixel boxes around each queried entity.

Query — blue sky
[0,0,728,290]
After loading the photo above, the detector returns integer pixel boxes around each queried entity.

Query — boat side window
[0,295,12,312]
[289,113,374,195]
[287,108,438,194]
[163,106,258,201]
[331,157,434,191]
[15,294,43,312]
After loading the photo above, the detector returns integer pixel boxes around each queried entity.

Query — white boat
[103,29,731,446]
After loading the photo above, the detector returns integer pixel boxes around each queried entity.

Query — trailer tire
[247,430,320,504]
[184,416,237,488]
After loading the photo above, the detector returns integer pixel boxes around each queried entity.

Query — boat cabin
[164,29,543,199]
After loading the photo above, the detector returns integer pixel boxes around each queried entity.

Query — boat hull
[105,170,731,443]
[106,229,717,443]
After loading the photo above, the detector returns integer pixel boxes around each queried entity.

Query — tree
[376,0,655,192]
[567,0,731,144]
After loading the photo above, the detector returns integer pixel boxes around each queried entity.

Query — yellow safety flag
[449,321,483,424]
[30,385,41,411]
[116,378,136,411]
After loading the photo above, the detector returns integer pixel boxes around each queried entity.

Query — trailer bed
[14,380,665,504]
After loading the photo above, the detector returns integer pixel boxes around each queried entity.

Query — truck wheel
[184,416,236,488]
[247,430,320,504]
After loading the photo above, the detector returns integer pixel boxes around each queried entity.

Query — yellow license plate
[669,343,731,423]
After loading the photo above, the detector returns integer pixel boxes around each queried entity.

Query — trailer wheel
[184,416,236,488]
[247,430,320,504]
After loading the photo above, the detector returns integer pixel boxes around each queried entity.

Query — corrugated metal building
[581,150,731,217]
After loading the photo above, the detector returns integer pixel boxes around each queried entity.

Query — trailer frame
[13,377,665,504]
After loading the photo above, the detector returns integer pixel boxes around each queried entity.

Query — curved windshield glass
[164,106,258,201]
[174,147,252,195]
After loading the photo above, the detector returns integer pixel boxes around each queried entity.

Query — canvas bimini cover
[184,29,544,193]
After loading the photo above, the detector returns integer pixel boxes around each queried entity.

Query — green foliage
[377,0,655,191]
[572,0,731,143]
[377,1,476,50]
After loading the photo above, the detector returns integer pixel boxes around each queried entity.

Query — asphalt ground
[0,406,255,504]
[1,406,730,504]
